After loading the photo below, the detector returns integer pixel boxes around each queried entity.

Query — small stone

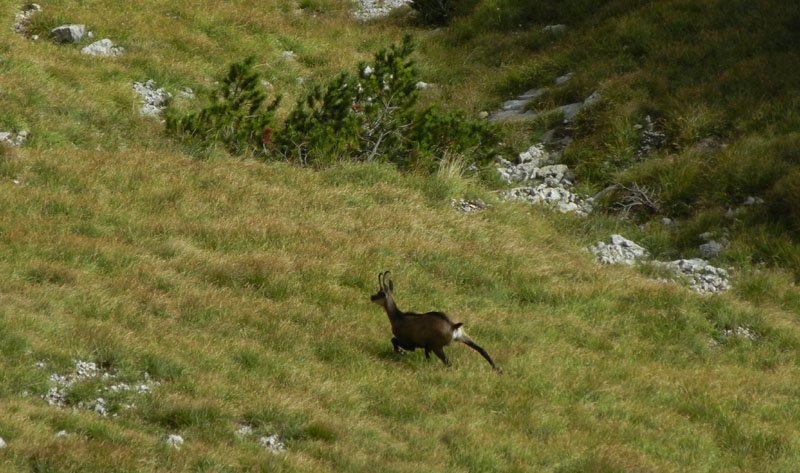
[353,0,412,21]
[416,81,435,89]
[478,111,489,119]
[590,235,649,265]
[133,80,172,116]
[56,430,68,437]
[0,437,5,448]
[699,240,723,259]
[81,39,124,57]
[451,198,488,213]
[744,196,764,206]
[50,24,85,44]
[259,434,285,453]
[698,231,715,241]
[554,73,573,86]
[281,50,294,59]
[583,91,601,107]
[557,102,584,121]
[542,24,567,35]
[165,434,184,450]
[236,424,254,437]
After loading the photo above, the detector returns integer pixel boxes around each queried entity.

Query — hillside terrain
[2,0,800,472]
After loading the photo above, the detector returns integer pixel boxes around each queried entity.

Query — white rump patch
[452,326,464,341]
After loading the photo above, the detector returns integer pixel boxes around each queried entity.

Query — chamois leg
[432,347,451,367]
[424,348,431,361]
[391,338,405,355]
[458,334,502,373]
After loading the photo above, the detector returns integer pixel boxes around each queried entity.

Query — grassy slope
[1,0,800,472]
[416,0,800,275]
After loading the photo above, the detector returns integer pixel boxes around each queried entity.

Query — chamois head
[370,271,394,307]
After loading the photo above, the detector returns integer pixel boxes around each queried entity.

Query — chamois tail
[452,325,502,373]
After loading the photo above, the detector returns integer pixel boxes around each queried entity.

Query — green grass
[2,0,800,471]
[1,149,800,472]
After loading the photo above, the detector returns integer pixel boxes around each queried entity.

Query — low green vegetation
[167,35,502,170]
[1,0,800,472]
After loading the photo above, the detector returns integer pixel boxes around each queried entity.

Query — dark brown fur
[371,271,502,372]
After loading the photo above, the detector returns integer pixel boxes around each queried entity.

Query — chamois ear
[388,279,394,292]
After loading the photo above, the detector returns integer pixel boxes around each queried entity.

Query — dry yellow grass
[2,0,800,471]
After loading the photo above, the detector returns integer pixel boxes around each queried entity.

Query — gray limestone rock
[133,80,172,116]
[589,234,650,265]
[554,73,572,86]
[13,3,41,36]
[51,24,85,44]
[165,434,184,450]
[260,434,285,454]
[451,198,489,213]
[353,0,411,21]
[557,102,584,121]
[0,130,29,147]
[542,24,567,35]
[699,240,724,259]
[656,258,731,294]
[81,39,124,57]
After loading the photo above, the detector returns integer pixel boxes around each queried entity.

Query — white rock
[416,81,435,89]
[56,430,68,437]
[0,437,6,448]
[542,24,567,35]
[281,50,294,59]
[554,73,572,86]
[353,0,411,21]
[165,434,184,450]
[583,91,601,107]
[50,24,85,44]
[236,424,254,437]
[557,102,584,121]
[655,258,731,294]
[13,4,41,36]
[699,240,724,259]
[0,130,29,147]
[744,196,764,206]
[259,434,285,453]
[81,39,124,57]
[133,80,172,116]
[590,235,649,265]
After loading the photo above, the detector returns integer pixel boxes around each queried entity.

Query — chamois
[370,271,502,372]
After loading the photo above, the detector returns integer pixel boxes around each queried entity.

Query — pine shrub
[165,57,281,157]
[167,37,503,172]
